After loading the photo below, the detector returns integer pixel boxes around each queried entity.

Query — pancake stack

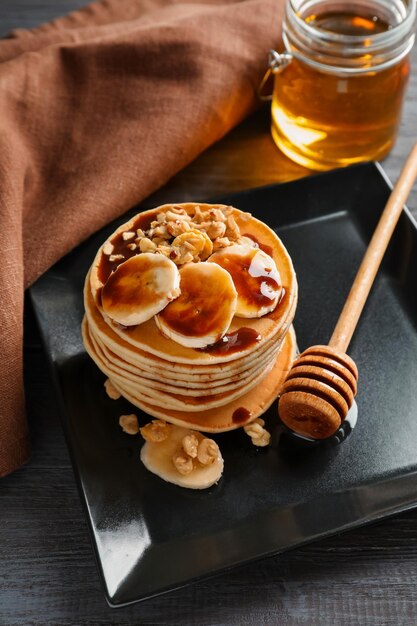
[82,203,298,432]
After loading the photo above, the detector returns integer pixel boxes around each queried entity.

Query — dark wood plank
[1,1,417,625]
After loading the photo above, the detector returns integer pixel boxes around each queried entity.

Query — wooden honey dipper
[278,144,417,440]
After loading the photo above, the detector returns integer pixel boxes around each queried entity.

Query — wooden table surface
[1,2,417,624]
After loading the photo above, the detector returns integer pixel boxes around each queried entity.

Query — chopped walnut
[140,419,171,443]
[172,453,194,475]
[156,245,172,257]
[139,237,157,253]
[122,231,135,241]
[102,241,114,256]
[193,206,204,222]
[109,254,124,262]
[104,378,121,400]
[193,206,228,224]
[209,208,229,222]
[127,243,137,251]
[182,434,199,458]
[197,438,219,465]
[172,229,213,262]
[244,418,271,447]
[165,210,190,222]
[225,214,240,240]
[152,224,170,239]
[169,432,221,476]
[119,414,140,435]
[136,228,145,238]
[256,431,271,447]
[199,220,227,240]
[170,246,193,265]
[170,206,188,215]
[213,236,231,251]
[166,219,192,238]
[151,237,166,246]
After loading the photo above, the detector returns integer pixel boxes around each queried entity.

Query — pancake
[86,288,289,383]
[92,325,282,390]
[88,204,297,365]
[106,327,297,432]
[84,272,297,378]
[82,202,298,430]
[84,319,281,411]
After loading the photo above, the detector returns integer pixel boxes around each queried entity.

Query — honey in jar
[269,0,416,170]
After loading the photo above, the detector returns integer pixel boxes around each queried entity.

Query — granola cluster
[104,205,242,267]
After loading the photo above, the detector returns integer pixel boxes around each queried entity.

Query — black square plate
[29,162,417,607]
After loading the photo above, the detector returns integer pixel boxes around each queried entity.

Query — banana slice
[155,262,237,348]
[101,253,180,326]
[140,425,224,489]
[209,244,282,318]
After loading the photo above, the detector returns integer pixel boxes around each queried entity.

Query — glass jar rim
[288,0,417,48]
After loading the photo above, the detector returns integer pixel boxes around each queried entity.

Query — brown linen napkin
[0,0,284,477]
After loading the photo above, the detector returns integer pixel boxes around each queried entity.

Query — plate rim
[29,161,417,607]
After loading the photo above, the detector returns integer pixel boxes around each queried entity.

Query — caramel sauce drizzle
[96,216,288,355]
[97,211,156,284]
[200,328,261,355]
[213,247,280,308]
[232,407,252,423]
[242,233,273,257]
[101,255,165,312]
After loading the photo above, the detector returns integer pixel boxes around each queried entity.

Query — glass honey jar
[266,0,416,170]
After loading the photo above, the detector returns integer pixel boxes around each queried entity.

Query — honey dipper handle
[330,143,417,353]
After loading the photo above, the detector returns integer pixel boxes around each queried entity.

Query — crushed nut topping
[102,241,114,256]
[128,205,243,266]
[119,414,140,435]
[109,253,125,262]
[244,418,271,447]
[104,378,121,400]
[140,419,171,443]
